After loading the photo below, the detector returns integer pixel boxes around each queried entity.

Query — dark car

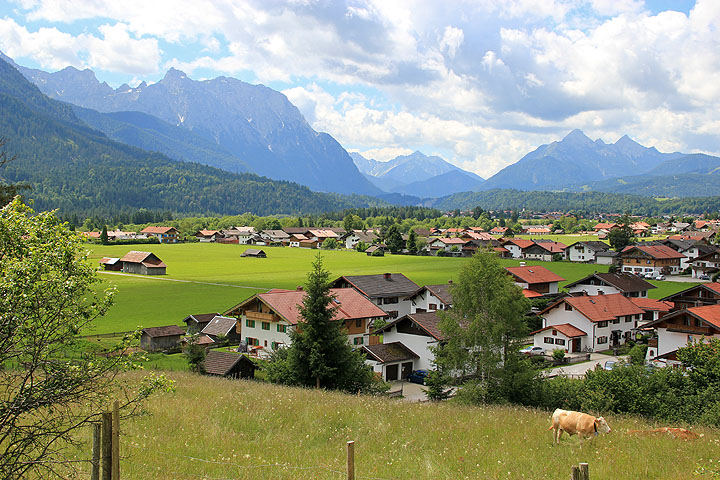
[407,369,429,385]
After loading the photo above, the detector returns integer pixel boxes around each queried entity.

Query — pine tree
[100,225,109,244]
[407,229,418,255]
[267,253,376,392]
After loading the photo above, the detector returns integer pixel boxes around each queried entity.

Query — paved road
[664,275,704,283]
[546,353,628,378]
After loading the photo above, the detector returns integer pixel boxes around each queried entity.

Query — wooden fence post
[580,463,589,480]
[346,441,355,480]
[571,464,579,480]
[101,412,112,480]
[91,423,101,480]
[112,400,120,480]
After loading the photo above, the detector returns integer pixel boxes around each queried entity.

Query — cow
[549,408,611,444]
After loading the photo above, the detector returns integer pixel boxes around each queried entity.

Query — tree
[385,224,404,253]
[608,217,634,251]
[0,198,172,479]
[184,335,207,373]
[406,229,418,255]
[265,253,378,392]
[100,224,109,244]
[433,251,532,404]
[322,237,339,249]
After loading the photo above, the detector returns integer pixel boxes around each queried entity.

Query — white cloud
[439,26,464,58]
[590,0,644,16]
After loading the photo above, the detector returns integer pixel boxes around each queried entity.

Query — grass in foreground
[64,372,719,480]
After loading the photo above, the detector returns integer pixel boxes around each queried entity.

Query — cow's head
[595,417,611,434]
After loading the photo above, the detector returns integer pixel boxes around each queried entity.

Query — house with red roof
[224,287,388,354]
[661,282,720,311]
[140,226,179,243]
[629,297,673,324]
[505,265,565,296]
[490,226,508,235]
[522,241,567,262]
[371,311,445,374]
[619,244,685,275]
[427,236,467,255]
[642,305,720,366]
[593,222,618,233]
[502,238,535,259]
[533,293,645,352]
[195,229,222,242]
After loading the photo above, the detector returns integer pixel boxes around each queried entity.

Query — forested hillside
[0,58,385,217]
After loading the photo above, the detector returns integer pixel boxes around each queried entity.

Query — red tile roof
[506,266,565,284]
[253,288,388,325]
[531,323,587,338]
[504,238,535,249]
[624,244,686,260]
[534,241,567,253]
[119,251,167,268]
[438,237,467,245]
[629,297,673,312]
[686,305,720,329]
[141,226,177,234]
[561,294,644,322]
[522,289,544,298]
[594,223,617,230]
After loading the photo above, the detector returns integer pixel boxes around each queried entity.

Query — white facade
[374,297,414,320]
[505,244,523,258]
[240,314,292,351]
[565,244,600,263]
[381,328,439,371]
[543,305,640,352]
[532,329,584,353]
[408,289,451,314]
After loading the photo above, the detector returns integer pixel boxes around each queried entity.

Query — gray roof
[564,272,656,293]
[595,251,619,257]
[201,316,237,336]
[183,313,221,325]
[202,351,255,376]
[142,325,185,338]
[566,241,610,252]
[406,284,453,305]
[333,273,420,298]
[362,342,419,363]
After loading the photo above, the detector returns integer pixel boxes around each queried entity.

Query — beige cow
[550,408,611,443]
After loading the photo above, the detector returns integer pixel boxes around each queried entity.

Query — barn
[241,248,267,258]
[202,350,257,379]
[120,251,167,275]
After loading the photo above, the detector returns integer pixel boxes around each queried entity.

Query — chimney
[296,286,303,291]
[384,273,391,280]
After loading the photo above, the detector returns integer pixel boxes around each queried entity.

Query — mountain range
[2,53,379,196]
[0,55,384,217]
[351,151,485,196]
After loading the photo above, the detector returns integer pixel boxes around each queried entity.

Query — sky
[0,0,715,179]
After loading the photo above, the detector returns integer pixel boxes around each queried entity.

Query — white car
[520,346,545,356]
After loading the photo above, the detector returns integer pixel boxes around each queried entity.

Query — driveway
[388,380,429,402]
[545,353,628,378]
[664,275,704,283]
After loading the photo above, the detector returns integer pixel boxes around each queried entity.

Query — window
[262,321,270,330]
[429,303,437,311]
[355,319,362,328]
[597,336,608,344]
[625,316,632,323]
[388,311,399,319]
[246,337,259,346]
[245,319,255,328]
[353,337,364,345]
[565,303,572,311]
[277,324,287,333]
[611,318,620,324]
[544,337,555,344]
[383,297,399,304]
[598,321,608,328]
[555,338,566,346]
[552,329,557,336]
[377,299,383,305]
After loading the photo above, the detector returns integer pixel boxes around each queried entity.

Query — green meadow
[61,371,719,480]
[84,244,696,334]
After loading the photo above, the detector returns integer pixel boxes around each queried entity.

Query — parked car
[520,346,545,356]
[699,274,711,280]
[603,360,617,370]
[407,370,429,385]
[654,274,666,281]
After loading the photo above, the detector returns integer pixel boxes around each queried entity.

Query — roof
[526,241,567,253]
[566,241,609,252]
[644,304,720,330]
[564,272,656,293]
[503,238,535,249]
[262,229,290,238]
[629,297,673,312]
[436,237,467,245]
[527,227,551,234]
[622,244,686,260]
[119,251,167,268]
[99,257,120,265]
[196,229,220,236]
[241,249,266,257]
[142,325,185,338]
[375,311,445,340]
[307,229,339,238]
[236,288,388,326]
[531,323,587,338]
[333,273,420,298]
[594,222,617,230]
[422,284,453,304]
[522,289,544,298]
[361,342,419,363]
[544,294,644,322]
[201,316,237,336]
[202,351,255,376]
[505,266,565,284]
[141,226,177,234]
[183,313,221,324]
[661,282,720,301]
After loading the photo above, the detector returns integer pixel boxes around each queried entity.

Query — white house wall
[382,328,438,371]
[567,285,620,296]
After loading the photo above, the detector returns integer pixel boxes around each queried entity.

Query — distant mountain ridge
[351,150,484,195]
[3,52,379,195]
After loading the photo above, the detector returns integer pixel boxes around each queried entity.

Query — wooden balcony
[245,311,277,322]
[667,325,713,335]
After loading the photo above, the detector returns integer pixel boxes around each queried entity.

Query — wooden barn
[202,350,257,379]
[120,251,167,275]
[241,248,267,258]
[140,325,185,352]
[98,257,122,271]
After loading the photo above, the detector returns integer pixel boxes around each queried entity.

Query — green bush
[552,349,566,362]
[629,344,648,365]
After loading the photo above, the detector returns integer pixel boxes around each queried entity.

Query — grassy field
[62,371,719,480]
[83,243,695,335]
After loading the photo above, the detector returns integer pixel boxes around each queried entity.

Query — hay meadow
[61,371,719,480]
[84,243,694,335]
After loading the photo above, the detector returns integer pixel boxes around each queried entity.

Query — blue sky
[0,0,716,178]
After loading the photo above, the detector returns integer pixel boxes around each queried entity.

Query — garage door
[385,364,399,381]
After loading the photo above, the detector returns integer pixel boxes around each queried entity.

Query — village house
[202,350,257,379]
[502,238,535,259]
[593,222,617,233]
[526,227,552,235]
[533,294,645,352]
[330,273,420,319]
[689,250,720,279]
[221,226,257,244]
[341,230,379,249]
[119,251,167,275]
[427,237,467,255]
[195,230,223,242]
[200,315,242,344]
[361,342,420,382]
[305,229,340,248]
[260,229,291,245]
[505,265,565,297]
[564,241,610,263]
[595,251,619,266]
[490,226,508,235]
[98,257,122,271]
[372,311,445,372]
[107,229,140,241]
[405,284,453,313]
[630,297,673,325]
[564,272,655,298]
[240,248,267,258]
[643,305,720,366]
[182,313,222,334]
[140,226,179,243]
[365,244,386,256]
[661,282,720,310]
[521,241,567,262]
[225,287,388,353]
[619,244,685,276]
[140,325,185,352]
